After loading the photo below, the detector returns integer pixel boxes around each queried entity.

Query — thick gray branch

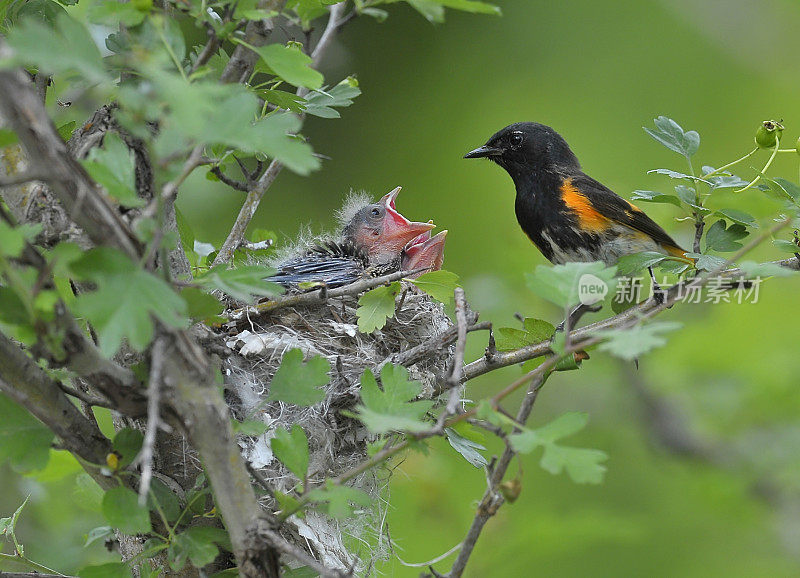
[0,331,115,489]
[0,63,141,258]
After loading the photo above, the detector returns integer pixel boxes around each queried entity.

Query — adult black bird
[464,122,688,266]
[268,187,436,289]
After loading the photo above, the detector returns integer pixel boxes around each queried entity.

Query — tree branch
[461,256,800,382]
[0,331,116,489]
[0,64,141,258]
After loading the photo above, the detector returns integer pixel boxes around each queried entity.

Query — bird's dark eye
[510,131,524,149]
[370,207,381,218]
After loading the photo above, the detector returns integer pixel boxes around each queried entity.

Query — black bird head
[341,186,435,265]
[464,122,581,182]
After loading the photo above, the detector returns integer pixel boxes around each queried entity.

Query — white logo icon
[578,274,608,305]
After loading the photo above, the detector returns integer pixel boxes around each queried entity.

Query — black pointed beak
[464,144,503,159]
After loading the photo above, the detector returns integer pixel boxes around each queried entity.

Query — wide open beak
[402,230,448,277]
[464,144,503,159]
[378,186,435,252]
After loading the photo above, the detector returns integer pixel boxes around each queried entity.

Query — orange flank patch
[560,178,610,232]
[664,244,692,260]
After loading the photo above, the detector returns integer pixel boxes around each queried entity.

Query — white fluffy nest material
[218,284,455,572]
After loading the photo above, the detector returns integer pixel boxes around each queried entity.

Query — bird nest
[215,283,455,572]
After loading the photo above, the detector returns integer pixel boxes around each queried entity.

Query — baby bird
[269,187,436,289]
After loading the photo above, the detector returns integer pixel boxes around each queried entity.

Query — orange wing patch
[560,178,611,232]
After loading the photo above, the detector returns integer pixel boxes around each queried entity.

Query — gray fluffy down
[218,284,455,573]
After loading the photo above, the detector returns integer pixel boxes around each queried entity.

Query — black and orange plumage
[465,122,687,266]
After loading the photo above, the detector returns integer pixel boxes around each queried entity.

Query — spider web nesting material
[219,283,455,572]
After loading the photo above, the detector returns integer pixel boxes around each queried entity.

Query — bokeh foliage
[2,0,800,576]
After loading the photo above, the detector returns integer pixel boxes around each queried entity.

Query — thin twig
[263,529,350,578]
[134,336,167,505]
[445,369,551,578]
[58,382,114,409]
[461,254,800,383]
[189,26,221,75]
[376,320,490,377]
[222,267,429,323]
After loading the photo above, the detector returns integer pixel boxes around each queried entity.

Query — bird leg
[556,302,602,332]
[649,266,667,305]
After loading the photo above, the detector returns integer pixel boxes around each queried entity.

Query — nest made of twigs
[215,283,454,572]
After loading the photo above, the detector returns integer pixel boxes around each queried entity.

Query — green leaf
[735,261,796,278]
[102,487,152,534]
[524,261,616,308]
[303,77,361,118]
[643,116,699,158]
[113,428,144,469]
[78,562,133,578]
[57,120,76,142]
[195,265,283,303]
[353,365,432,434]
[13,0,68,26]
[0,495,29,544]
[0,394,53,473]
[4,13,110,86]
[509,412,587,452]
[704,219,748,252]
[629,189,682,207]
[72,250,188,356]
[148,478,182,523]
[356,281,400,333]
[0,220,42,258]
[408,270,459,303]
[648,169,709,185]
[445,427,487,467]
[766,178,800,203]
[714,209,758,229]
[0,287,30,325]
[241,41,323,89]
[306,481,371,519]
[0,128,19,147]
[232,419,270,436]
[773,239,800,254]
[540,444,608,484]
[170,526,223,569]
[267,348,330,406]
[182,287,224,322]
[406,0,445,22]
[87,0,147,26]
[81,133,143,208]
[686,252,727,272]
[614,251,669,276]
[706,173,748,190]
[271,425,309,480]
[84,525,114,548]
[596,321,682,361]
[432,0,501,15]
[494,327,529,351]
[406,0,500,22]
[285,0,341,25]
[147,72,319,174]
[495,318,555,351]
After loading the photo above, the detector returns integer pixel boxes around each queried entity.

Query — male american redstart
[465,122,688,267]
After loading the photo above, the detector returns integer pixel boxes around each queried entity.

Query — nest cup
[220,283,455,571]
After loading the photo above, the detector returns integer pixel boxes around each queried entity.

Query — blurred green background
[4,0,800,575]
